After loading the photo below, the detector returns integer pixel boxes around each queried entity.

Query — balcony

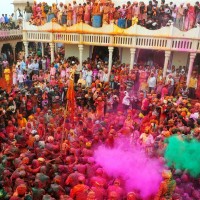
[23,21,200,53]
[0,29,23,40]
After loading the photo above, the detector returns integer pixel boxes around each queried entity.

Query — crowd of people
[0,13,21,30]
[0,43,199,199]
[24,0,200,31]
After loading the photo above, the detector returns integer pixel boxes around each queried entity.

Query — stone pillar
[64,44,67,59]
[0,44,3,54]
[11,43,16,62]
[130,48,136,70]
[118,48,122,63]
[135,49,140,63]
[89,46,93,59]
[163,51,171,78]
[78,45,84,68]
[50,43,55,63]
[108,46,114,76]
[41,43,44,57]
[35,42,38,51]
[186,53,196,86]
[23,41,29,59]
[54,43,57,54]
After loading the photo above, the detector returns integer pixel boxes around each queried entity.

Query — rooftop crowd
[0,13,22,30]
[0,43,199,199]
[25,0,200,31]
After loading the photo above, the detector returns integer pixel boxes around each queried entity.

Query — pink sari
[84,5,91,23]
[185,6,195,30]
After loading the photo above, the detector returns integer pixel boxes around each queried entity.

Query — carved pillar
[49,43,55,63]
[163,51,171,77]
[108,46,114,76]
[41,43,44,57]
[89,46,93,59]
[130,48,136,70]
[78,44,84,69]
[23,41,29,59]
[11,43,17,62]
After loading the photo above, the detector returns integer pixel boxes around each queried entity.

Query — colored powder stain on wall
[93,139,164,198]
[164,135,200,178]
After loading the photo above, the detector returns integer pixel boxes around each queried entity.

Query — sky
[0,0,196,16]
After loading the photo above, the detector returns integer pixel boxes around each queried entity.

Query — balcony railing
[23,22,200,53]
[0,29,23,38]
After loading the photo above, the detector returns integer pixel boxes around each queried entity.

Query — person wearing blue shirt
[32,60,39,75]
[54,62,59,73]
[20,59,26,72]
[25,76,32,89]
[4,14,9,24]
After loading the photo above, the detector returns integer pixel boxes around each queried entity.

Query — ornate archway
[137,49,165,67]
[1,43,14,64]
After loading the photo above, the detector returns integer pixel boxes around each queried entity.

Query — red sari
[84,4,91,23]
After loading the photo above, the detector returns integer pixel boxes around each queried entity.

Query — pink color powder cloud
[93,139,164,198]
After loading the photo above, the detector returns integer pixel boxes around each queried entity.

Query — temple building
[23,20,200,85]
[0,0,200,86]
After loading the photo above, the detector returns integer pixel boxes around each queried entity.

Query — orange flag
[66,78,75,120]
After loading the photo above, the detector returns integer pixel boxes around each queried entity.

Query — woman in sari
[184,4,195,30]
[4,65,11,87]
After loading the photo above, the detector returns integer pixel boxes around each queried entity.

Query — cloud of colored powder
[164,135,200,178]
[93,139,164,198]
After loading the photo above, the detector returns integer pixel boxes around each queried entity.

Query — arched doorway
[28,42,38,54]
[137,49,165,67]
[1,43,14,64]
[15,42,23,61]
[92,46,119,62]
[16,42,23,54]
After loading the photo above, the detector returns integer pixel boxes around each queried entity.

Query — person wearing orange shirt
[95,97,105,119]
[41,17,46,25]
[52,3,58,16]
[17,114,27,128]
[155,170,176,200]
[70,176,89,199]
[92,1,100,15]
[109,3,115,23]
[113,7,121,25]
[41,2,47,19]
[102,2,110,24]
[67,4,73,26]
[77,4,84,23]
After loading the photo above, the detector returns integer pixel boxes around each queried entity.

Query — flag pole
[60,68,75,152]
